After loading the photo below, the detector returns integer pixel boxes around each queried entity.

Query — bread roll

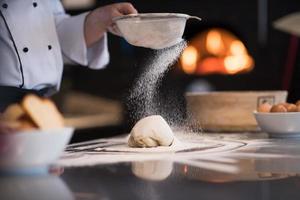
[2,104,25,121]
[21,95,64,130]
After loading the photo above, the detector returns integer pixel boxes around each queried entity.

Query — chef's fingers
[116,2,138,15]
[108,24,122,37]
[108,3,137,36]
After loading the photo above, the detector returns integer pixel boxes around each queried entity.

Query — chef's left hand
[84,2,138,47]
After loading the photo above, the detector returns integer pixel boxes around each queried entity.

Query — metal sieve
[113,13,201,49]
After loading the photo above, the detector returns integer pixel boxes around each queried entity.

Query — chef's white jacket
[0,0,109,94]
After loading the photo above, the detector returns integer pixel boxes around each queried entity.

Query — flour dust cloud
[127,40,187,125]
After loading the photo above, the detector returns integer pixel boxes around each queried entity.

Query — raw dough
[128,115,175,147]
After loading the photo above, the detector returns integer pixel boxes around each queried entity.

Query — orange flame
[180,28,254,75]
[206,29,225,55]
[180,46,198,74]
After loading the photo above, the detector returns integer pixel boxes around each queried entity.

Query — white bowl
[254,111,300,137]
[113,13,201,49]
[0,127,74,170]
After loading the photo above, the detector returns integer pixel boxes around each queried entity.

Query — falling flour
[128,40,187,124]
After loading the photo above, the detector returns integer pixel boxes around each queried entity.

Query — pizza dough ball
[128,115,175,148]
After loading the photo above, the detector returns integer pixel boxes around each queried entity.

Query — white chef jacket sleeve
[50,1,109,69]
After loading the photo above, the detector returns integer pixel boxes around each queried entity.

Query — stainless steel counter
[1,133,300,200]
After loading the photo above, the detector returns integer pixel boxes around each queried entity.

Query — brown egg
[270,104,287,112]
[296,100,300,106]
[277,102,290,107]
[297,105,300,112]
[257,103,272,113]
[285,103,298,112]
[276,102,298,112]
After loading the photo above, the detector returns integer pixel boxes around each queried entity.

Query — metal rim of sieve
[113,13,201,22]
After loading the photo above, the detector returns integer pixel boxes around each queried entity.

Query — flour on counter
[57,133,245,170]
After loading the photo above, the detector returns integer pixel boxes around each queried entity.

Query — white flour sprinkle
[128,40,187,123]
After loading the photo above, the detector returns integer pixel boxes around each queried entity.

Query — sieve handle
[188,15,202,21]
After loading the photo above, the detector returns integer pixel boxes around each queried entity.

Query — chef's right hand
[84,2,138,47]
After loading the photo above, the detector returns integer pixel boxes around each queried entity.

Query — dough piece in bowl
[21,94,64,130]
[128,115,175,148]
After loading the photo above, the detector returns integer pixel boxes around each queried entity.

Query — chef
[0,0,138,111]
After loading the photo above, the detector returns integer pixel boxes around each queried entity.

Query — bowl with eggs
[0,95,74,173]
[254,100,300,137]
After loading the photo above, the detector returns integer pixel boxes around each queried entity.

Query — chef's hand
[84,2,138,47]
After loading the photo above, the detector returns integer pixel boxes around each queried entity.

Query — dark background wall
[64,0,300,100]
